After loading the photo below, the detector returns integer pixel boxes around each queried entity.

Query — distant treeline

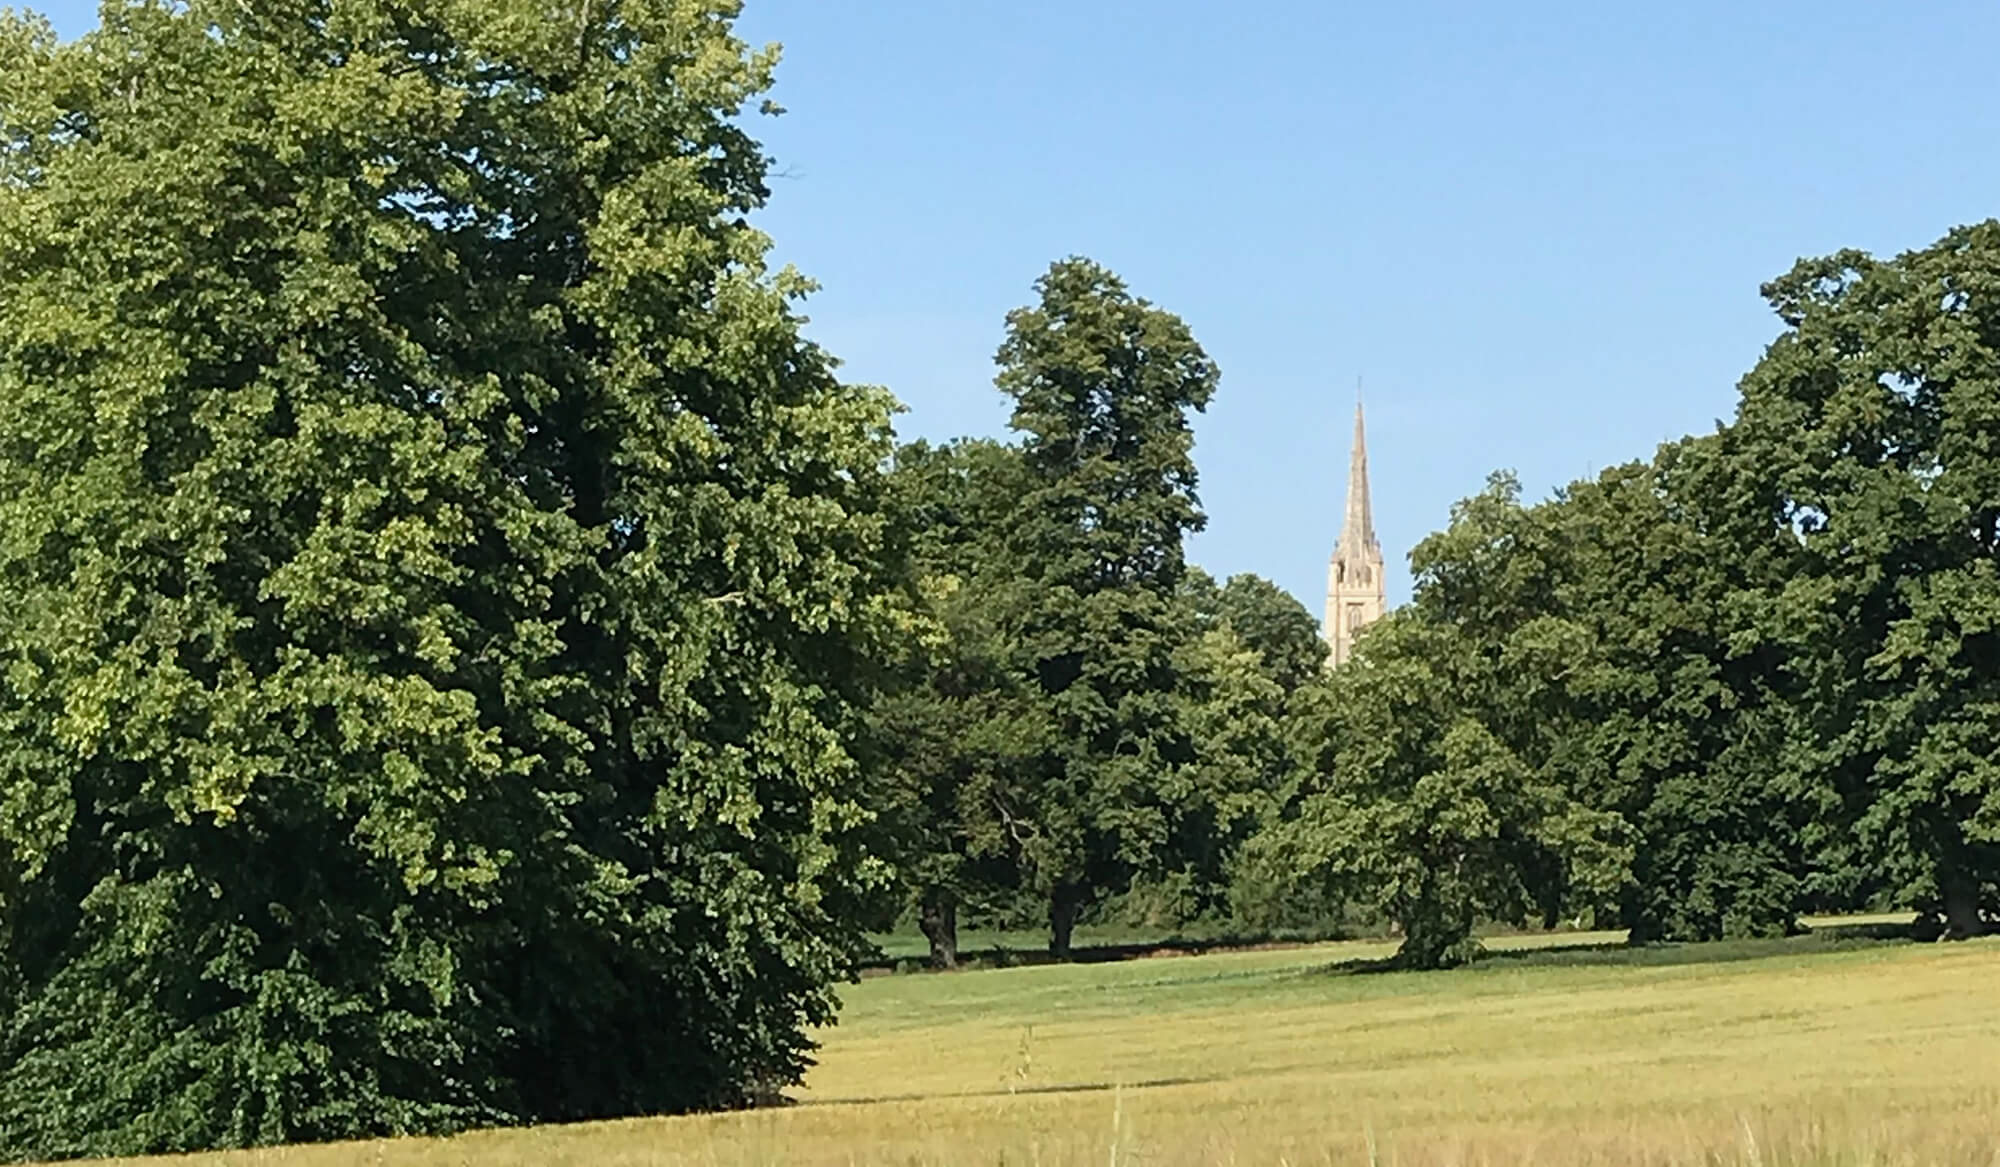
[0,1,1994,1162]
[868,229,2000,973]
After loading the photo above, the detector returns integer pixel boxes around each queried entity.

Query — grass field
[82,917,2000,1166]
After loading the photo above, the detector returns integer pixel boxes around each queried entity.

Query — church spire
[1325,383,1387,668]
[1337,392,1377,561]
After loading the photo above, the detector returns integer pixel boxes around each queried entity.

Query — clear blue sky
[28,2,2000,612]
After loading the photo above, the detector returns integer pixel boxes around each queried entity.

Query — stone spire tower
[1325,395,1386,667]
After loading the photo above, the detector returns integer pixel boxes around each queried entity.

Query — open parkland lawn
[76,916,1999,1167]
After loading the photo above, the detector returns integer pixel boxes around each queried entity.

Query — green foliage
[1734,222,2000,937]
[991,258,1218,954]
[0,0,898,1156]
[1409,454,1813,943]
[867,286,1323,963]
[1159,623,1292,918]
[1246,613,1629,968]
[8,5,2000,1158]
[1250,419,1819,952]
[1250,222,2000,958]
[865,438,1044,966]
[1543,440,1811,942]
[1188,571,1329,694]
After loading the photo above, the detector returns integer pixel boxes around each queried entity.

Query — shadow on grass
[800,1076,1214,1109]
[858,932,1349,977]
[1304,919,1920,978]
[860,920,1923,979]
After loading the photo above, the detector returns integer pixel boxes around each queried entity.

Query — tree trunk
[1048,886,1083,959]
[1939,865,1986,940]
[919,891,959,970]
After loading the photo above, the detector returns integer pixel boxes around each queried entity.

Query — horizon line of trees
[1,1,1995,1160]
[865,222,2000,974]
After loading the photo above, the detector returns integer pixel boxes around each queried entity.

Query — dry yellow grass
[78,918,2000,1166]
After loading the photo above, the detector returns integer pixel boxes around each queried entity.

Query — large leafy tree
[1196,571,1330,694]
[0,1,899,1156]
[1150,569,1322,925]
[993,258,1217,956]
[1162,620,1294,921]
[1545,439,1812,941]
[1244,609,1630,969]
[1412,456,1813,943]
[1733,223,2000,938]
[867,438,1043,968]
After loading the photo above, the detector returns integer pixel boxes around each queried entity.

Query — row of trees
[2,0,1995,1159]
[865,227,2000,971]
[1248,226,2000,959]
[862,258,1328,965]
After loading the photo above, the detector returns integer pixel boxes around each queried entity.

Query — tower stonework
[1325,398,1386,667]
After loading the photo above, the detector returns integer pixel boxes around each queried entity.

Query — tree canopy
[5,0,2000,1150]
[989,257,1218,956]
[1241,225,2000,962]
[0,0,899,1155]
[1733,224,2000,937]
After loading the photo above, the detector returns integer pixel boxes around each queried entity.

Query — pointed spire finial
[1337,383,1377,560]
[1326,378,1387,666]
